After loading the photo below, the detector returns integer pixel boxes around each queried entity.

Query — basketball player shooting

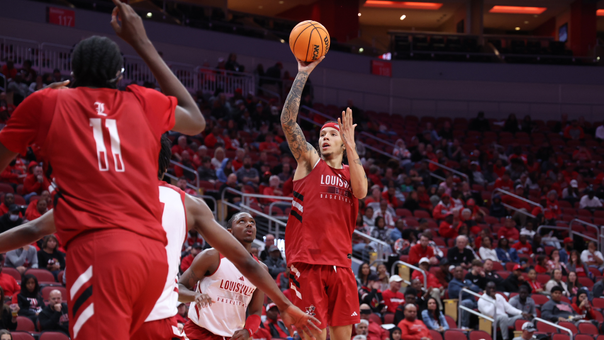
[281,56,368,340]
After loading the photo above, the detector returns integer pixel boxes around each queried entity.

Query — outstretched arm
[110,0,204,135]
[339,108,367,199]
[280,58,323,169]
[0,209,55,253]
[184,195,321,337]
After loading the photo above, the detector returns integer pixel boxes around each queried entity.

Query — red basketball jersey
[0,85,176,248]
[285,159,358,267]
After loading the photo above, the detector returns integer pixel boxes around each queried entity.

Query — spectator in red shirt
[365,186,383,206]
[176,177,197,196]
[360,304,389,340]
[204,126,223,149]
[192,145,208,168]
[231,148,246,171]
[1,61,17,80]
[492,159,506,179]
[0,159,23,185]
[174,151,196,180]
[24,199,48,221]
[259,132,280,155]
[382,186,399,207]
[180,243,202,272]
[0,193,17,216]
[413,258,444,309]
[0,255,20,297]
[398,304,430,340]
[439,214,458,239]
[512,235,533,257]
[408,233,437,265]
[563,121,585,140]
[433,194,454,220]
[546,190,562,220]
[262,176,283,204]
[175,302,188,324]
[264,303,290,338]
[382,275,405,314]
[497,217,520,242]
[494,171,514,191]
[171,135,194,161]
[573,147,592,161]
[416,185,432,211]
[23,165,46,197]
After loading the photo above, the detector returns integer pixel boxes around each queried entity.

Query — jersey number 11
[89,118,125,172]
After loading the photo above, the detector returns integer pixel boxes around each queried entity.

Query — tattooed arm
[280,58,323,177]
[338,108,368,199]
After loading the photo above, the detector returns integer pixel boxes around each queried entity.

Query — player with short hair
[280,56,368,340]
[179,211,265,340]
[0,135,319,340]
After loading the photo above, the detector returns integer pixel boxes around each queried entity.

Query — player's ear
[227,228,233,235]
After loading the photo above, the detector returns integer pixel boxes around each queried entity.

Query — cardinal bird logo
[305,305,316,317]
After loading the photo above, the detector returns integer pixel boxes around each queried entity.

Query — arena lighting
[598,9,604,16]
[489,6,547,15]
[364,1,443,10]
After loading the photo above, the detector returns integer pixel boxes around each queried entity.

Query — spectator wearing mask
[581,241,604,272]
[397,304,430,340]
[541,286,578,322]
[0,286,17,331]
[5,245,37,274]
[263,303,289,338]
[508,285,537,318]
[382,275,405,314]
[478,282,531,340]
[15,275,44,325]
[448,266,481,329]
[37,235,65,280]
[447,236,474,269]
[264,246,286,279]
[0,205,23,233]
[38,289,69,334]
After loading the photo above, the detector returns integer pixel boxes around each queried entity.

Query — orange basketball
[289,20,330,63]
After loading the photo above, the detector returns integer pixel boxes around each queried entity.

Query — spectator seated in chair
[359,303,389,340]
[264,246,286,279]
[5,245,37,275]
[448,266,481,329]
[15,274,44,325]
[541,286,578,323]
[420,297,448,332]
[508,285,537,319]
[447,235,474,269]
[382,275,405,314]
[0,205,23,234]
[512,322,536,340]
[263,303,290,338]
[397,304,431,340]
[38,289,69,335]
[478,282,532,340]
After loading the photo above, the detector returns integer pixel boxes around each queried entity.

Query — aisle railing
[459,288,496,339]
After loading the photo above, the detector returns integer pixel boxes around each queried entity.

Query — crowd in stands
[5,47,604,340]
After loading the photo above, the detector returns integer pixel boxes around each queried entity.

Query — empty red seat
[536,320,558,333]
[578,322,599,335]
[25,268,56,284]
[11,333,36,340]
[3,267,21,281]
[0,183,14,194]
[558,321,578,334]
[430,330,444,340]
[531,294,550,306]
[578,277,594,288]
[16,316,36,332]
[396,208,412,217]
[39,332,70,340]
[553,334,570,340]
[414,210,431,218]
[469,330,492,340]
[444,330,467,340]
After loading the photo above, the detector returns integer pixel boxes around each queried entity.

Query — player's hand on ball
[110,0,150,47]
[297,56,325,74]
[195,293,213,308]
[280,304,321,340]
[232,329,251,340]
[338,107,357,149]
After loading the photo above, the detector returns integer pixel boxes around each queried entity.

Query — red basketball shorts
[66,229,168,340]
[288,263,360,328]
[184,321,231,340]
[132,316,185,340]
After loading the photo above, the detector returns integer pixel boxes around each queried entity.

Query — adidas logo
[239,276,244,281]
[351,311,358,317]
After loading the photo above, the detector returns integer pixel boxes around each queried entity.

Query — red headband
[321,122,340,131]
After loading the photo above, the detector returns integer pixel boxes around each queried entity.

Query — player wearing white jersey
[179,212,266,340]
[0,138,320,340]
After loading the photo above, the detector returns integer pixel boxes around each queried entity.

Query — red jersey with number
[285,159,358,267]
[0,85,176,248]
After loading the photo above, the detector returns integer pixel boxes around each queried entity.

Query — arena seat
[575,335,595,340]
[514,318,528,330]
[552,335,570,340]
[531,294,550,306]
[469,330,492,340]
[383,313,395,324]
[11,333,35,340]
[558,321,577,334]
[578,277,594,288]
[444,330,467,340]
[25,268,56,284]
[536,319,558,333]
[578,322,599,335]
[0,183,14,194]
[16,316,36,332]
[445,315,456,329]
[430,330,443,340]
[39,332,70,340]
[3,267,22,281]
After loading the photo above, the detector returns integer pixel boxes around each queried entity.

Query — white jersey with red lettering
[187,254,257,336]
[145,182,188,322]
